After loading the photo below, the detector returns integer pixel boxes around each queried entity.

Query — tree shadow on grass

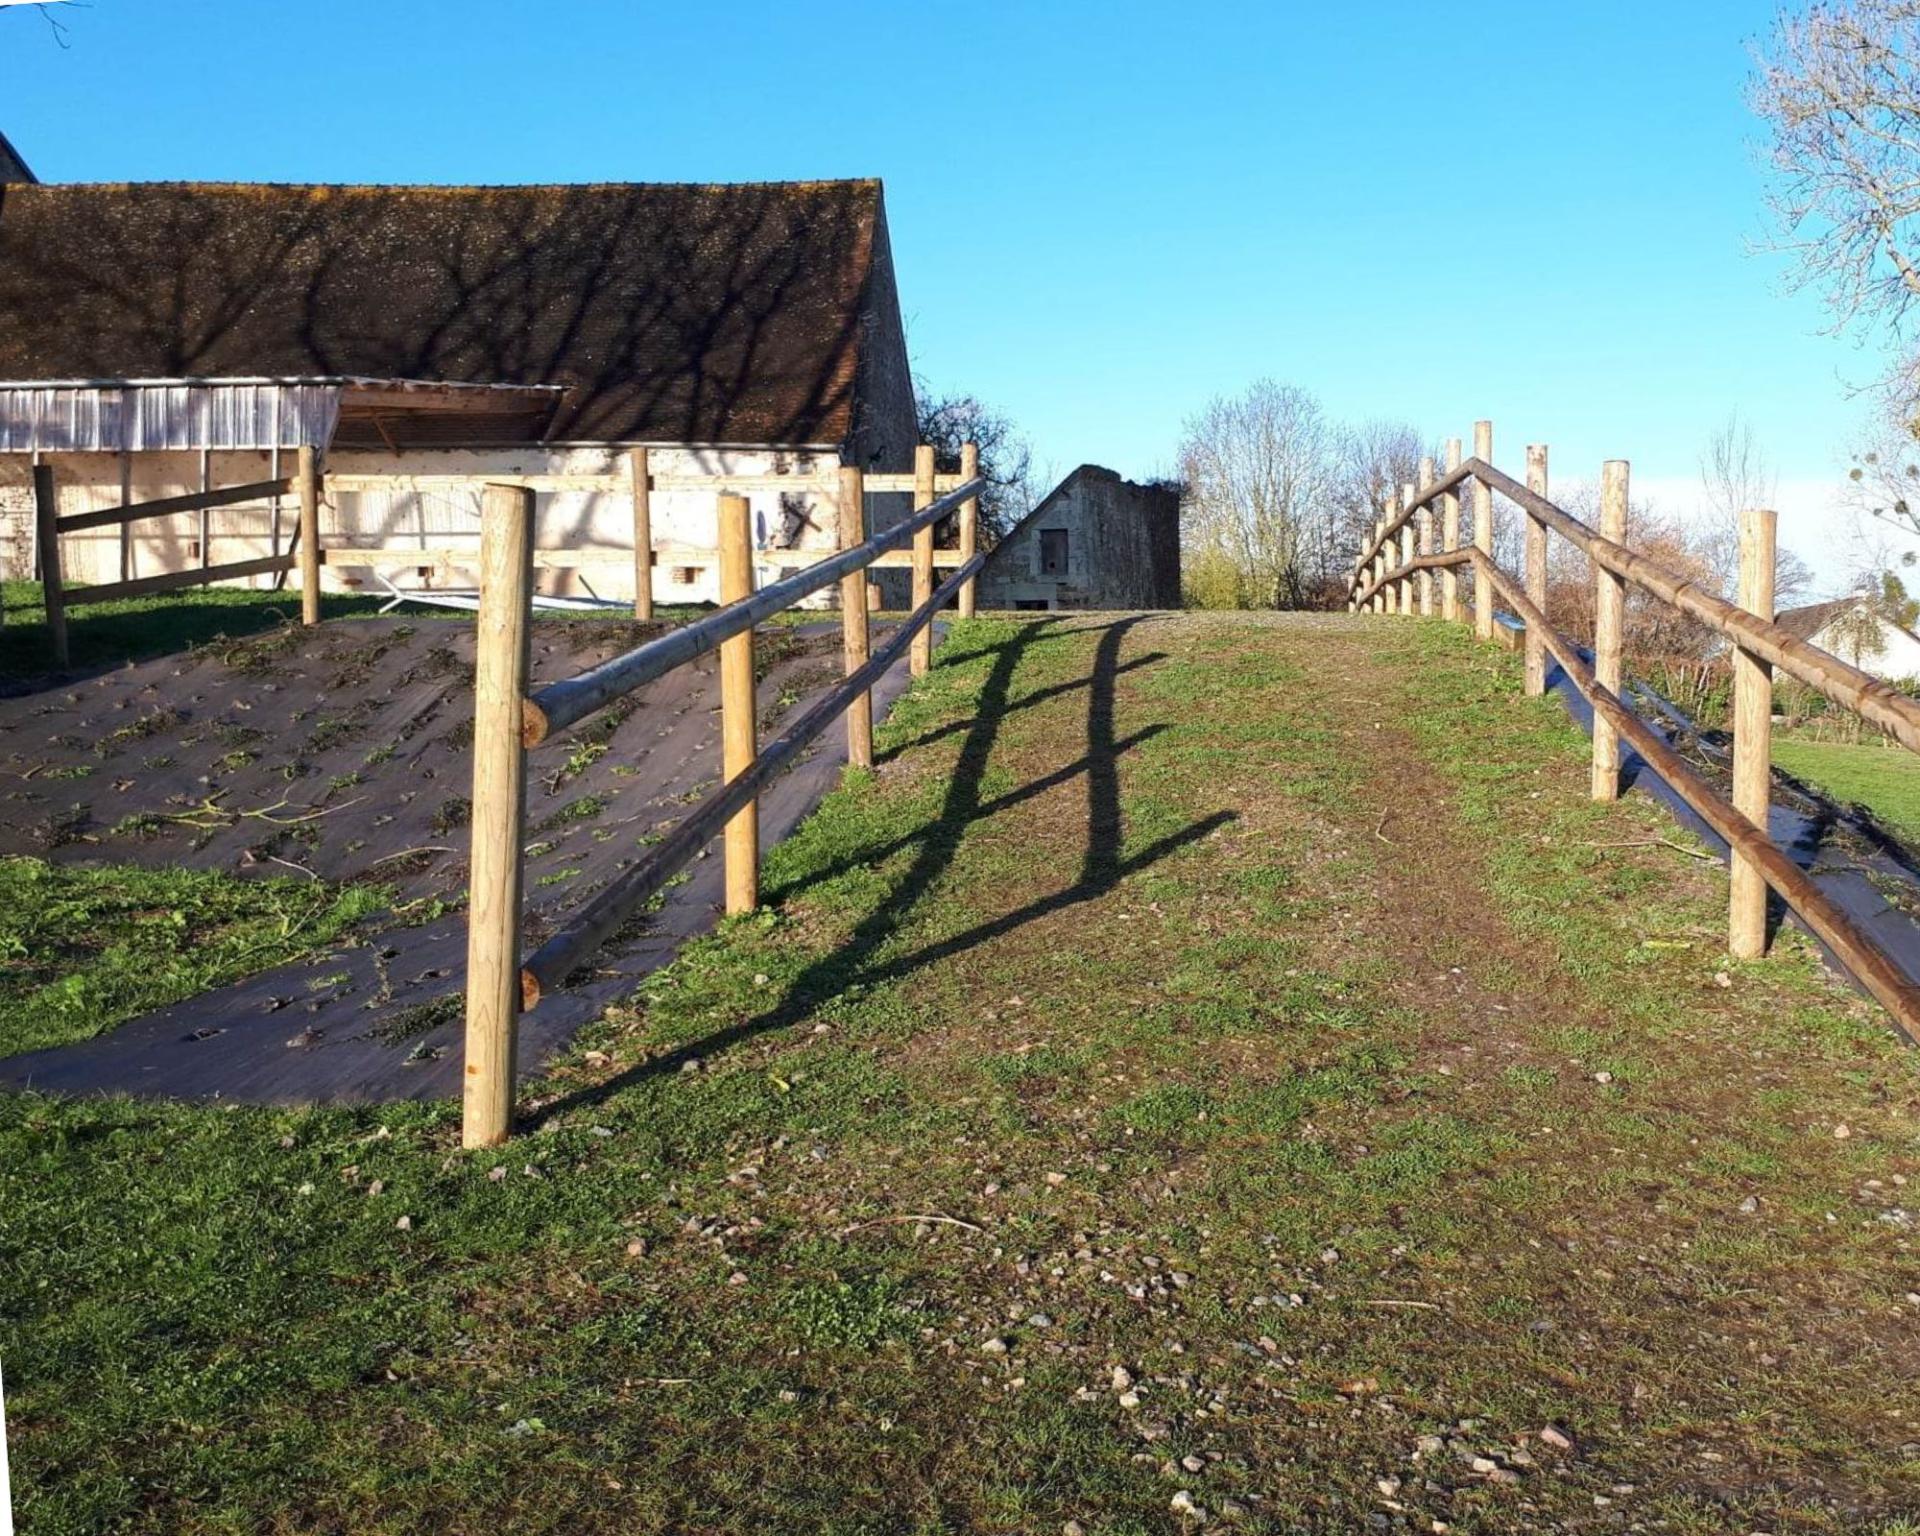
[540,613,1234,1123]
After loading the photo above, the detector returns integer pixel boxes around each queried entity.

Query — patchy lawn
[2,611,1917,1535]
[1773,732,1920,847]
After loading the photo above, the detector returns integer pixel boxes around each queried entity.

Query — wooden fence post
[1375,507,1391,612]
[958,441,980,619]
[1442,437,1463,623]
[1369,518,1383,612]
[910,445,936,676]
[1592,460,1629,802]
[838,465,874,770]
[1524,443,1549,695]
[630,446,653,622]
[718,492,759,915]
[298,446,322,627]
[1418,506,1434,616]
[1473,420,1494,641]
[462,484,534,1150]
[1399,482,1417,615]
[1731,506,1778,959]
[33,462,67,670]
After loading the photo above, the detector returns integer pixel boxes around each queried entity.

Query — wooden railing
[460,445,985,1146]
[1349,422,1920,1047]
[32,448,322,665]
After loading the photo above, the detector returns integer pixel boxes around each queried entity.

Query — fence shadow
[540,613,1233,1123]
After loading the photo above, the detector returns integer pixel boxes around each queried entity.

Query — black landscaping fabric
[0,616,912,1104]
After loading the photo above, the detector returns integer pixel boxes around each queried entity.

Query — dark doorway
[1039,528,1069,577]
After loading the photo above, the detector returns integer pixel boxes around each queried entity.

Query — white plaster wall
[1812,615,1920,683]
[0,443,851,608]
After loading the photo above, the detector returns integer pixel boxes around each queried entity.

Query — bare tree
[1177,380,1337,609]
[1751,2,1920,401]
[913,385,1038,544]
[1325,419,1431,594]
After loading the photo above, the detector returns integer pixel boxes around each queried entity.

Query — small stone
[1046,1171,1068,1186]
[1170,1271,1192,1288]
[295,1181,314,1196]
[625,1238,648,1257]
[1470,1456,1498,1474]
[1377,1477,1402,1497]
[728,1271,748,1286]
[395,1214,413,1231]
[1592,1071,1613,1085]
[1063,1524,1087,1536]
[488,1166,508,1182]
[753,973,769,986]
[1713,971,1732,988]
[1170,1489,1205,1520]
[1112,1365,1135,1391]
[1181,1454,1205,1473]
[1833,1122,1853,1139]
[1118,1390,1142,1409]
[1414,1434,1445,1457]
[1028,1313,1054,1328]
[1319,1247,1340,1265]
[777,1388,799,1403]
[980,1336,1010,1356]
[1487,1467,1521,1485]
[1738,1195,1759,1214]
[365,1179,385,1198]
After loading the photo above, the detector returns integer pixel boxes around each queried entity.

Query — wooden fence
[461,445,985,1146]
[1349,423,1920,1046]
[24,448,976,668]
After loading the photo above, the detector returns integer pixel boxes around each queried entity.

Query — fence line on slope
[1347,424,1920,1048]
[461,445,985,1147]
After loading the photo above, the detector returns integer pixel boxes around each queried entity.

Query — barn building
[977,465,1180,611]
[0,172,919,608]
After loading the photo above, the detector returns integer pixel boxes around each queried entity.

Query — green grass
[3,611,1918,1533]
[1773,732,1920,844]
[0,857,391,1057]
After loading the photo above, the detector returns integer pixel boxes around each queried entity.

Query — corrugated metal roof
[0,381,342,452]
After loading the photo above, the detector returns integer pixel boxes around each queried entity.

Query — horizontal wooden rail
[522,476,985,746]
[320,544,972,571]
[1354,460,1478,571]
[1470,549,1920,1045]
[63,554,297,606]
[322,471,965,495]
[56,477,292,533]
[1352,549,1470,608]
[519,551,986,1007]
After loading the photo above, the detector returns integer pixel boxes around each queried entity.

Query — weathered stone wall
[978,466,1181,611]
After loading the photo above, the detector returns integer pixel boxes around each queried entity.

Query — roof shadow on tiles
[0,179,884,447]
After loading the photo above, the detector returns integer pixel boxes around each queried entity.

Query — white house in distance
[0,144,919,608]
[1777,597,1920,682]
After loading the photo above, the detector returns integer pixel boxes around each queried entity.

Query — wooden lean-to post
[1730,506,1778,959]
[910,444,936,676]
[838,465,874,770]
[630,447,653,622]
[718,492,760,914]
[1472,421,1494,641]
[33,463,67,670]
[1592,460,1629,802]
[957,441,980,619]
[297,445,322,627]
[1524,443,1549,695]
[1441,437,1463,623]
[462,484,534,1150]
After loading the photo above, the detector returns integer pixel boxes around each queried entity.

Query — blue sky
[0,0,1889,586]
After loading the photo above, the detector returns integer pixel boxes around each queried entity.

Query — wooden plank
[55,476,293,533]
[462,484,534,1150]
[957,442,980,619]
[68,553,295,606]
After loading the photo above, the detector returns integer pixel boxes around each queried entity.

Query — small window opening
[1039,529,1069,577]
[673,565,703,586]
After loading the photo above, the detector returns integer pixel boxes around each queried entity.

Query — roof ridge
[15,177,883,195]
